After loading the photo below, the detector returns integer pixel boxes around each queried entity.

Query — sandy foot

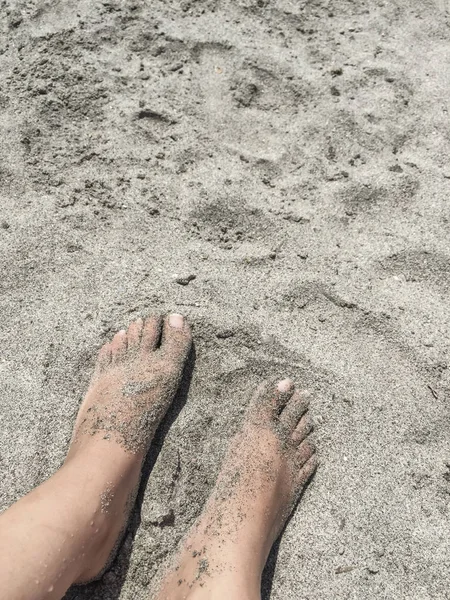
[154,378,317,599]
[65,313,192,583]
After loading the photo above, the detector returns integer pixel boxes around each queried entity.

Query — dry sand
[1,0,450,598]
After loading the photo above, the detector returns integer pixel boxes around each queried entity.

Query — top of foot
[68,313,192,457]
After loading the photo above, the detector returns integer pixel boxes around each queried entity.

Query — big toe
[159,314,192,370]
[249,378,296,422]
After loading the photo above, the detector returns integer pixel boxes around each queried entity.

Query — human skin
[0,314,317,600]
[153,378,317,600]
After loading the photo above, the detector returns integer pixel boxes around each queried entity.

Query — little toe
[110,329,127,362]
[296,454,319,489]
[280,390,311,432]
[160,314,192,368]
[249,378,295,421]
[141,315,163,352]
[292,414,313,445]
[127,318,144,349]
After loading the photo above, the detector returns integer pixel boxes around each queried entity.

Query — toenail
[169,314,184,329]
[277,378,294,393]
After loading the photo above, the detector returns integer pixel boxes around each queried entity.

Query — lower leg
[0,314,192,600]
[153,379,317,600]
[0,446,140,599]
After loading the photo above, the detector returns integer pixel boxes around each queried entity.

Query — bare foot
[154,378,317,599]
[66,313,192,583]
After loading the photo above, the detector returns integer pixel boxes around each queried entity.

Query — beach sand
[1,1,450,598]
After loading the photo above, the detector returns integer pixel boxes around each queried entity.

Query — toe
[97,343,112,370]
[295,438,316,469]
[250,378,295,419]
[127,318,144,349]
[296,454,318,489]
[141,315,163,352]
[110,329,127,361]
[280,390,311,432]
[273,379,296,414]
[292,414,314,445]
[160,314,192,367]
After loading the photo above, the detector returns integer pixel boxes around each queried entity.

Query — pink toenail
[277,378,294,392]
[169,314,184,329]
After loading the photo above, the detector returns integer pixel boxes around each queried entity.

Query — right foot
[155,379,318,599]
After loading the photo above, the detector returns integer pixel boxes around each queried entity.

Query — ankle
[155,538,262,600]
[54,459,136,583]
[65,435,144,471]
[162,573,260,600]
[63,442,142,499]
[157,573,260,600]
[185,519,269,575]
[73,499,124,583]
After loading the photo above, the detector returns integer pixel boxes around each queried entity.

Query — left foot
[65,313,192,582]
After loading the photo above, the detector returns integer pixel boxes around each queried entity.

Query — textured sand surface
[1,1,450,598]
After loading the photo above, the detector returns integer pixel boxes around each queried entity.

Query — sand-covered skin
[153,379,316,598]
[66,314,192,585]
[1,1,450,599]
[69,315,192,456]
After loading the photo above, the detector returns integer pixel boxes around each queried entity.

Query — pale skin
[0,314,317,600]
